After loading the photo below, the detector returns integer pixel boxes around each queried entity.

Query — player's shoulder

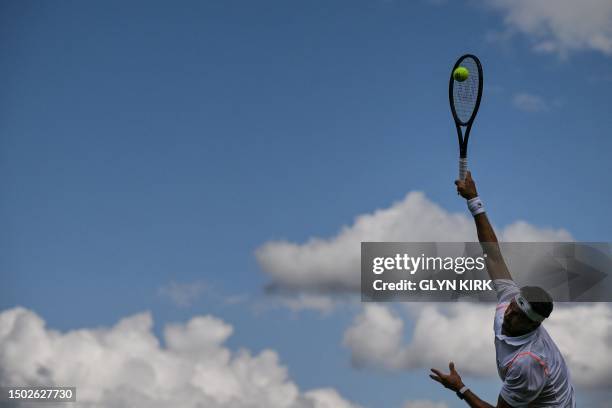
[507,346,549,377]
[533,326,566,365]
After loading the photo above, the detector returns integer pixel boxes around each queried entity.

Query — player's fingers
[449,362,456,372]
[430,368,444,377]
[429,374,443,384]
[466,171,472,180]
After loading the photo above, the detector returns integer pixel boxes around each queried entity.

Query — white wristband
[467,197,485,216]
[456,385,469,400]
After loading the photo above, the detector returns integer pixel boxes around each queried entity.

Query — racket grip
[459,158,468,180]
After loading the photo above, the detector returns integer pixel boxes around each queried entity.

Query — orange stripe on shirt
[506,351,549,376]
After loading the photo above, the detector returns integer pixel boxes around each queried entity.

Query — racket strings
[452,58,480,124]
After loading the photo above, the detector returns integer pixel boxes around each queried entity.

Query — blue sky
[1,1,611,407]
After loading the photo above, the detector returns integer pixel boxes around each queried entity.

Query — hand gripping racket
[449,54,483,180]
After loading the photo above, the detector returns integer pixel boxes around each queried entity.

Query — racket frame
[449,54,483,179]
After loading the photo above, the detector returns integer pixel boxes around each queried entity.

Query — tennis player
[429,171,576,407]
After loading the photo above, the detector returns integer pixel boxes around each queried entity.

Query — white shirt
[493,279,576,407]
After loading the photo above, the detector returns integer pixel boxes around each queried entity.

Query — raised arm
[455,172,512,281]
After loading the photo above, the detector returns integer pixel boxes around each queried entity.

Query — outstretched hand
[455,171,478,200]
[429,362,465,392]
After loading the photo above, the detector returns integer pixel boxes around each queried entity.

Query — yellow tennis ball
[453,66,469,82]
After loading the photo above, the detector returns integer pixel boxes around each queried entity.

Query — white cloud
[402,400,449,408]
[545,303,612,388]
[256,192,571,293]
[501,220,571,241]
[343,303,495,376]
[343,302,612,388]
[304,388,362,408]
[484,0,612,57]
[0,307,361,408]
[158,281,207,307]
[343,304,411,371]
[256,192,472,292]
[512,93,549,112]
[279,294,337,314]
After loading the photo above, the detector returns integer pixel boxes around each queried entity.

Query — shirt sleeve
[500,354,547,407]
[493,279,520,304]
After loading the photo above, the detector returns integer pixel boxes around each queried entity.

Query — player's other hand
[429,362,465,392]
[455,171,478,200]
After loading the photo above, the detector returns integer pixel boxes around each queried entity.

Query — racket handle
[459,158,468,180]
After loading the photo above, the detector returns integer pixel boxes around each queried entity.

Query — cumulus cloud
[544,303,612,388]
[256,192,571,293]
[0,307,361,408]
[512,93,549,112]
[501,221,571,241]
[342,304,410,371]
[343,302,612,388]
[343,304,495,376]
[484,0,612,57]
[278,294,337,314]
[303,388,362,408]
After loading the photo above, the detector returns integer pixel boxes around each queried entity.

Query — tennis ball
[453,66,469,82]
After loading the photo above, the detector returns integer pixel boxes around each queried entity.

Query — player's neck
[502,325,537,337]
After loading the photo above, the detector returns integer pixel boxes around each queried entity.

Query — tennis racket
[449,54,483,180]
